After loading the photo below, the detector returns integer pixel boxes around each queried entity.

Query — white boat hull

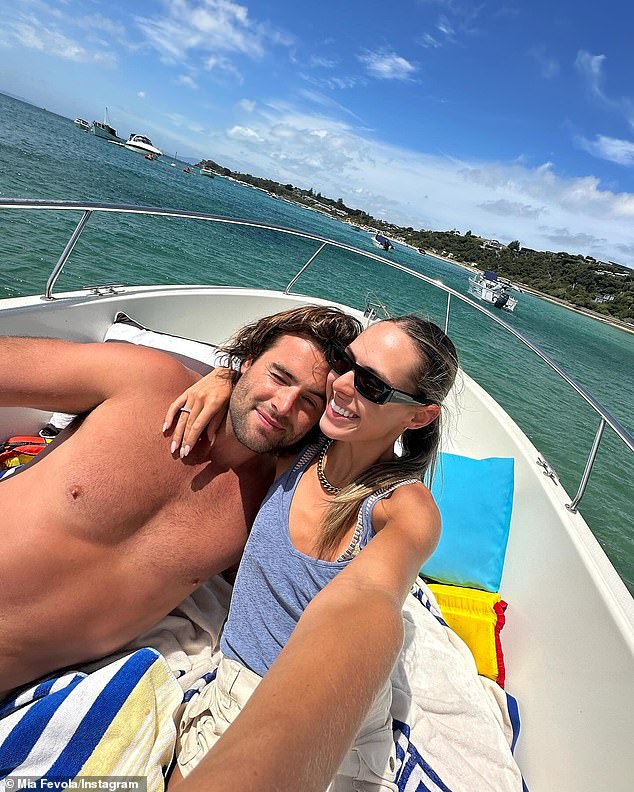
[125,143,162,157]
[0,262,631,789]
[468,277,518,312]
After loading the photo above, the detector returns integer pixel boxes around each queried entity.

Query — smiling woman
[162,312,495,791]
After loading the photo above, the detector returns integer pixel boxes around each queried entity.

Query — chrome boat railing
[1,198,632,512]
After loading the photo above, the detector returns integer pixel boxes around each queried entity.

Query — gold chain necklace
[316,439,341,495]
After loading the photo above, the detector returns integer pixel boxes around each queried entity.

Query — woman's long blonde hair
[317,315,458,557]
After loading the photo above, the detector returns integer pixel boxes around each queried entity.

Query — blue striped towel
[0,649,182,792]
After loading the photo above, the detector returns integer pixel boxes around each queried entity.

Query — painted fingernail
[162,422,168,433]
[171,441,177,454]
[209,435,215,448]
[183,445,191,457]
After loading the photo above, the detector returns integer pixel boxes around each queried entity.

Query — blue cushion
[422,453,514,592]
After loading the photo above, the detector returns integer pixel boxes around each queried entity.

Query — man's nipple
[69,484,83,500]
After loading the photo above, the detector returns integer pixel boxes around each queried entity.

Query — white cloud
[417,1,483,48]
[436,16,456,39]
[577,134,634,166]
[418,33,442,49]
[227,125,264,143]
[358,50,417,80]
[204,54,244,82]
[203,103,634,266]
[528,47,559,79]
[0,1,147,65]
[177,74,199,89]
[301,72,361,91]
[135,0,293,72]
[575,50,607,98]
[1,15,117,66]
[137,91,146,99]
[164,112,207,135]
[573,51,634,132]
[76,13,126,38]
[479,200,545,219]
[298,89,365,122]
[539,228,607,249]
[310,55,338,68]
[237,99,256,112]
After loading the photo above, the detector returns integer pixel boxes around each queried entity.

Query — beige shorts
[176,654,398,791]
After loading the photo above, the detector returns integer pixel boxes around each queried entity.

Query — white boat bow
[0,200,632,792]
[124,134,162,157]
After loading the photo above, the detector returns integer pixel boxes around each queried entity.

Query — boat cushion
[428,583,507,686]
[104,312,223,374]
[422,452,514,592]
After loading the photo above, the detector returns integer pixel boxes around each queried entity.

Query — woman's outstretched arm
[179,567,404,792]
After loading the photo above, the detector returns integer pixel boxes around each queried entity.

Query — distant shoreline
[218,174,634,336]
[416,248,634,336]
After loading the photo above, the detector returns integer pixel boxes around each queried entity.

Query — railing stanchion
[284,242,328,294]
[444,293,452,334]
[44,210,92,300]
[566,418,607,513]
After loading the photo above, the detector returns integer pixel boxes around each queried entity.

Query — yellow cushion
[429,583,507,686]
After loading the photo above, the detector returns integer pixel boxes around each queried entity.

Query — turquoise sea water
[1,93,633,592]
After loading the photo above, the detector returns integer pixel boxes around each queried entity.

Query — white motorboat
[0,200,632,792]
[200,166,215,178]
[73,118,91,132]
[124,134,162,158]
[371,232,393,251]
[468,270,518,312]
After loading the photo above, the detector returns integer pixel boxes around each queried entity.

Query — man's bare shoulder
[94,342,200,393]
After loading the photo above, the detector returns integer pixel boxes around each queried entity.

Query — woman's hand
[162,367,237,457]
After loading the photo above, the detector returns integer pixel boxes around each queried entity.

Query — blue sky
[2,0,634,266]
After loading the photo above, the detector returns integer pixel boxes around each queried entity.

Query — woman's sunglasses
[326,342,432,406]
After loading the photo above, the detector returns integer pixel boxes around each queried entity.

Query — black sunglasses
[326,342,432,406]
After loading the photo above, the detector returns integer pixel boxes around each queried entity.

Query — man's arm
[180,566,404,792]
[0,337,191,413]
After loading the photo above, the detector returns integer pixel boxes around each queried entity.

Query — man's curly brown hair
[218,304,362,365]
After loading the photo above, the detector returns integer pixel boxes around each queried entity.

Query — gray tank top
[220,437,417,677]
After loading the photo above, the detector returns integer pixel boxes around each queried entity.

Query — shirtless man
[0,306,360,697]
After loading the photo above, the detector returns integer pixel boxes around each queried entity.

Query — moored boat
[200,166,215,178]
[468,270,518,312]
[125,134,162,157]
[73,118,91,132]
[92,107,122,143]
[0,200,632,792]
[371,232,394,251]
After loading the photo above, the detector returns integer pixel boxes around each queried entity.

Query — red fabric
[0,435,47,467]
[493,599,508,688]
